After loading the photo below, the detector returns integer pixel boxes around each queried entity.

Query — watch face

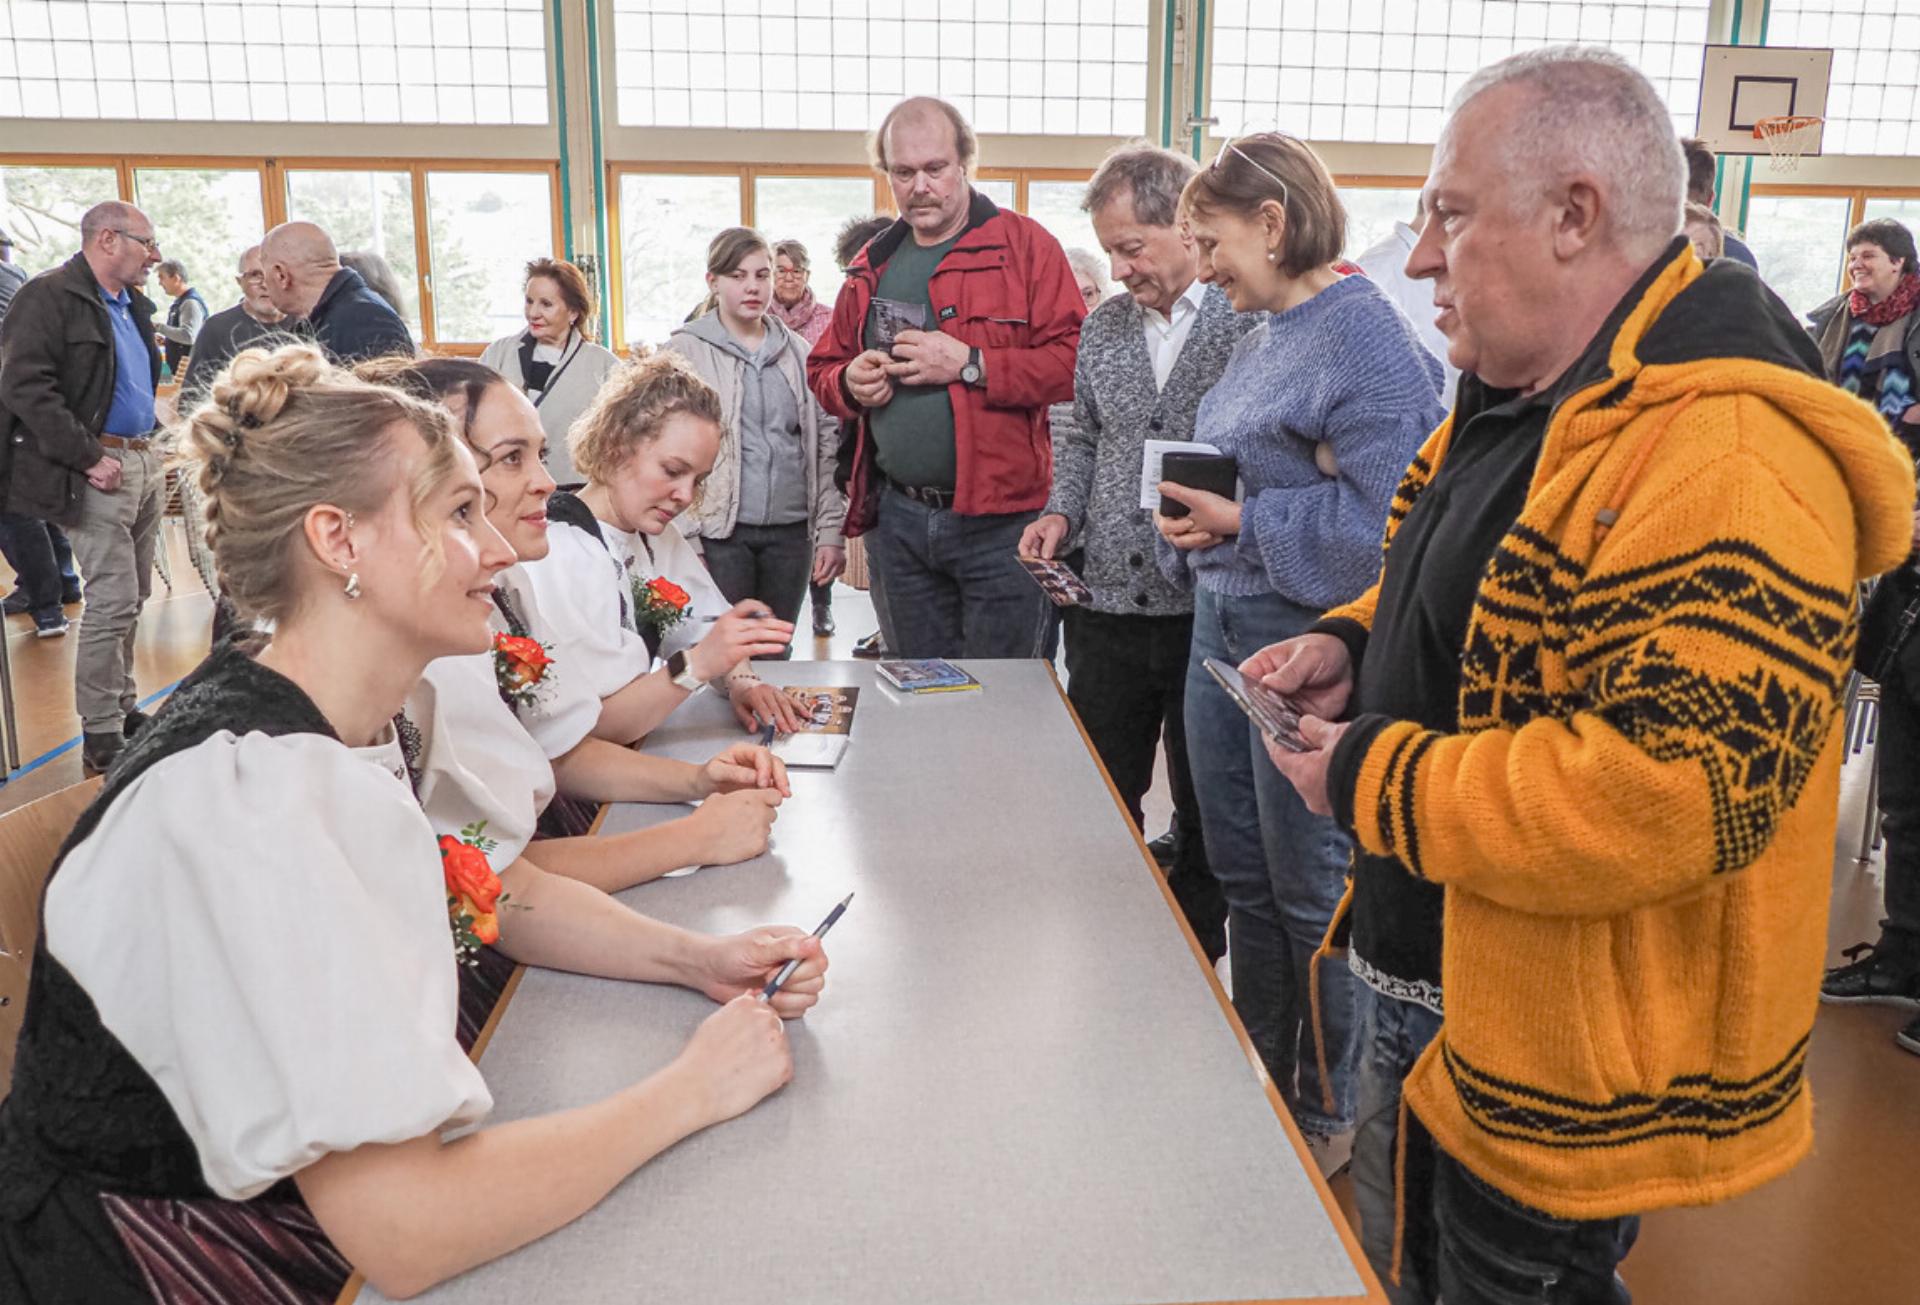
[962,363,981,383]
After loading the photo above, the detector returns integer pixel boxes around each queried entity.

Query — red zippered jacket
[806,190,1085,533]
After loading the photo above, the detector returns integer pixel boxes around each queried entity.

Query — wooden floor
[3,541,1914,1302]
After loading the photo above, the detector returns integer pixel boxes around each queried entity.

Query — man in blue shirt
[0,201,164,773]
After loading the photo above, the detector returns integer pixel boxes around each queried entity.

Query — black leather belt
[890,480,955,510]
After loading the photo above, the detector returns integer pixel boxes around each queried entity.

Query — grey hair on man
[78,200,143,246]
[1450,45,1685,261]
[1082,141,1197,227]
[156,259,187,281]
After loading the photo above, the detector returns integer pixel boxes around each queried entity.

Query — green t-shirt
[867,232,961,491]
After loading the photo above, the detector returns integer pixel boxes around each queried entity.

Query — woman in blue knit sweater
[1155,133,1445,1158]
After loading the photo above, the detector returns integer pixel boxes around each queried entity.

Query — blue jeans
[1351,981,1445,1305]
[865,485,1050,660]
[1434,1150,1640,1305]
[1185,587,1359,1136]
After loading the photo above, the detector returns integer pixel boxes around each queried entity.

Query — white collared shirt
[1140,277,1208,391]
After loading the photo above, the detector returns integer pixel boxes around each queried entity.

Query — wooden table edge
[1044,663,1390,1305]
[332,805,606,1303]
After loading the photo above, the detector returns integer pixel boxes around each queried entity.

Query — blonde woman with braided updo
[0,343,830,1303]
[521,351,808,735]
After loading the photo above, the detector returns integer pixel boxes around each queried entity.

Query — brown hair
[869,96,978,173]
[1683,201,1724,258]
[568,352,723,485]
[176,343,460,623]
[772,238,811,271]
[1180,134,1346,278]
[357,355,509,466]
[706,227,772,278]
[524,256,598,342]
[1679,137,1717,206]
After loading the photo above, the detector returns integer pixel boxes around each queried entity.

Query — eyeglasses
[774,267,807,279]
[113,229,160,253]
[1210,136,1292,213]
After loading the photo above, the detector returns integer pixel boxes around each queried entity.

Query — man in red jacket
[807,96,1084,659]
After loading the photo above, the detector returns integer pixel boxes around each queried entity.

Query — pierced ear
[301,503,359,582]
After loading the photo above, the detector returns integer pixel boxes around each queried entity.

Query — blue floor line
[3,678,182,785]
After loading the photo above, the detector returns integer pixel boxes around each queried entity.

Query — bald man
[0,200,166,770]
[261,220,412,364]
[806,96,1084,661]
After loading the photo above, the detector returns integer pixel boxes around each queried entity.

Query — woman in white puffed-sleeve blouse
[0,344,830,1304]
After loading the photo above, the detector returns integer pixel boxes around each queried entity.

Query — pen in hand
[760,892,853,1001]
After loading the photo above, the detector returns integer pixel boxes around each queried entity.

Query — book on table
[770,686,859,768]
[877,659,982,694]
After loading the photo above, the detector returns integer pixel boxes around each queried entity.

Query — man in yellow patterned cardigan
[1252,47,1918,1305]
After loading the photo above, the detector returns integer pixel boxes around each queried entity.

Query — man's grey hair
[79,200,144,246]
[1083,141,1198,228]
[237,245,262,271]
[1449,46,1684,260]
[156,259,186,281]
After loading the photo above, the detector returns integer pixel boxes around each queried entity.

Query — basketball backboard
[1695,44,1833,157]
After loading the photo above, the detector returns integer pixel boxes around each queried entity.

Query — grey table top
[364,660,1380,1305]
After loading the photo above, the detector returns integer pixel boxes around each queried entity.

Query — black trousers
[702,521,813,659]
[1878,634,1920,948]
[1064,604,1226,961]
[0,512,77,619]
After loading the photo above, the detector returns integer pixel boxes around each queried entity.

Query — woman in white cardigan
[480,257,619,487]
[665,227,846,642]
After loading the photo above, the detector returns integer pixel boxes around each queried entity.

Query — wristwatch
[666,649,704,694]
[960,346,984,388]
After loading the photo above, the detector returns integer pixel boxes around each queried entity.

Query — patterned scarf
[770,289,820,332]
[1850,271,1920,326]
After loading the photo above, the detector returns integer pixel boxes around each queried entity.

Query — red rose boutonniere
[492,632,554,709]
[633,575,692,641]
[441,822,509,966]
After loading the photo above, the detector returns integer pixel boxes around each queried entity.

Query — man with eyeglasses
[179,245,287,407]
[0,201,166,773]
[807,95,1086,660]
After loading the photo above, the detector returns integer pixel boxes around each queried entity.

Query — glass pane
[753,175,874,317]
[1764,5,1919,156]
[1339,186,1424,261]
[1025,179,1103,294]
[131,168,267,324]
[1742,194,1853,322]
[975,176,1017,210]
[1863,197,1920,238]
[617,172,741,349]
[0,165,120,276]
[426,171,556,344]
[285,170,421,336]
[613,1,1148,135]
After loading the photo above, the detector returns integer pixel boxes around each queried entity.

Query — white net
[1754,116,1823,171]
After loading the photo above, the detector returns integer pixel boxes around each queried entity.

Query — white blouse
[43,731,493,1201]
[604,515,730,663]
[494,563,602,759]
[405,651,557,869]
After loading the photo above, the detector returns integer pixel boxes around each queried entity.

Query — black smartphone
[1202,657,1309,752]
[1159,451,1239,518]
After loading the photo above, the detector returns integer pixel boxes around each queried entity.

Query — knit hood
[1550,240,1916,584]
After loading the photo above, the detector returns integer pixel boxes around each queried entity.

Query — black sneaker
[813,607,836,638]
[1898,1013,1920,1058]
[82,730,124,777]
[1146,831,1179,869]
[2,590,29,617]
[34,612,69,639]
[123,708,152,739]
[852,631,884,659]
[1820,941,1920,1008]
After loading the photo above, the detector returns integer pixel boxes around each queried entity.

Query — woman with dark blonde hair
[0,343,828,1302]
[665,227,847,645]
[1153,132,1445,1180]
[480,256,620,487]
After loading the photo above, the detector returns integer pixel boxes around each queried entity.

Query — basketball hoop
[1753,115,1823,171]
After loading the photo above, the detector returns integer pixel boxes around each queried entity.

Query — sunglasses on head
[1211,135,1293,212]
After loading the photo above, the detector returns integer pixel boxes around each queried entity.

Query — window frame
[1746,181,1920,307]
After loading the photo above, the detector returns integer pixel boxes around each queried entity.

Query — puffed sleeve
[650,521,735,662]
[494,564,605,759]
[410,653,556,868]
[43,732,493,1201]
[518,524,654,698]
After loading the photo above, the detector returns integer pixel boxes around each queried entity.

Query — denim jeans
[865,485,1051,660]
[1185,586,1359,1136]
[1876,638,1920,949]
[1352,982,1445,1305]
[701,521,814,659]
[1434,1149,1640,1305]
[0,512,78,620]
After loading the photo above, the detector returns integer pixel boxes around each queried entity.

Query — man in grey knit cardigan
[1019,143,1262,961]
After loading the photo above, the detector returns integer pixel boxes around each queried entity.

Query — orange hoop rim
[1752,114,1823,139]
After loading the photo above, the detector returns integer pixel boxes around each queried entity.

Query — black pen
[759,892,853,1000]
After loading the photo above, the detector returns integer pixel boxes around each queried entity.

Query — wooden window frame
[0,152,563,354]
[1746,182,1920,304]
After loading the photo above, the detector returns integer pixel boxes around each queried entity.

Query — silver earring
[344,572,362,600]
[1268,250,1279,263]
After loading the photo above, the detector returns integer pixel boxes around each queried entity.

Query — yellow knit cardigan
[1326,248,1917,1219]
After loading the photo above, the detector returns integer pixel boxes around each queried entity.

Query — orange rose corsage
[632,574,693,640]
[440,823,507,965]
[492,632,554,710]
